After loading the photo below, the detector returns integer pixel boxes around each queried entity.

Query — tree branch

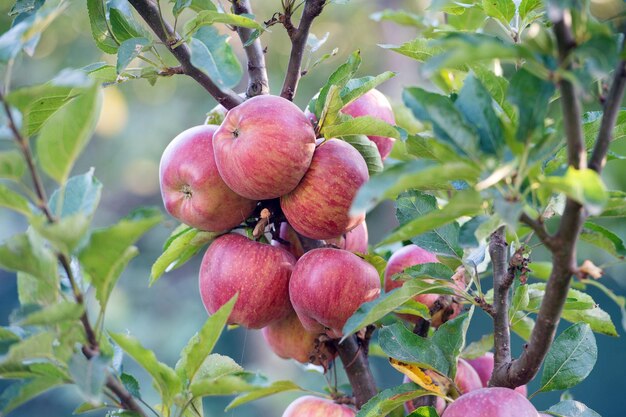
[336,335,378,409]
[488,227,512,377]
[231,0,270,97]
[280,0,327,100]
[128,0,243,109]
[519,212,555,249]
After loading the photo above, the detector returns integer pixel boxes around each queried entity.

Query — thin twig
[519,212,555,249]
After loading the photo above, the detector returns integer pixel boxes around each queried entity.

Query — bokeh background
[1,0,626,416]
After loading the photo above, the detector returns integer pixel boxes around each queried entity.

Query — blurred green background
[1,0,626,416]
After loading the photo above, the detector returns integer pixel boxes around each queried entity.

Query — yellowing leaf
[388,358,447,396]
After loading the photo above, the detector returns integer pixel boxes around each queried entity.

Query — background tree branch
[128,0,243,109]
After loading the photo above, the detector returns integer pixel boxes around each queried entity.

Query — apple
[262,311,336,366]
[213,95,316,200]
[326,221,368,253]
[341,89,396,160]
[159,125,257,231]
[282,396,355,417]
[199,233,295,329]
[281,139,369,240]
[465,352,528,396]
[442,387,539,417]
[289,248,380,338]
[590,0,626,21]
[271,222,305,259]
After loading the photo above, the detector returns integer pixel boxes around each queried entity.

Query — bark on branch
[336,334,378,409]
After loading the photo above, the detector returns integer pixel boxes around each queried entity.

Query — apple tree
[1,0,625,416]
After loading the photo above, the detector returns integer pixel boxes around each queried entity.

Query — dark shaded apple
[281,139,369,240]
[341,89,396,160]
[282,396,355,417]
[289,248,380,338]
[159,125,257,231]
[442,387,539,417]
[213,95,316,200]
[326,221,368,253]
[199,233,294,329]
[271,222,305,259]
[465,352,528,396]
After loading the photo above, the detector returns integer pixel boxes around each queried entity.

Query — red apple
[271,222,305,259]
[341,89,396,160]
[289,248,380,338]
[465,352,528,396]
[282,396,355,417]
[442,388,539,417]
[281,139,369,240]
[326,221,368,253]
[159,125,257,231]
[213,95,316,200]
[199,233,294,329]
[262,311,336,366]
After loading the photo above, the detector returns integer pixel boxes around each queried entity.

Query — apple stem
[336,335,378,409]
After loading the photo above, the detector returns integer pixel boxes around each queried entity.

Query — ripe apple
[262,311,336,366]
[442,387,539,417]
[289,248,380,338]
[281,139,369,240]
[199,233,295,329]
[213,95,316,200]
[341,89,396,160]
[465,352,528,396]
[271,222,305,259]
[159,125,257,231]
[326,221,368,253]
[282,396,355,417]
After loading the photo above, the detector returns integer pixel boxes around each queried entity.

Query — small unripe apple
[282,396,355,417]
[590,0,626,21]
[159,125,257,231]
[213,95,316,200]
[281,139,369,240]
[465,352,528,396]
[442,387,539,417]
[326,221,368,253]
[199,233,295,329]
[271,222,305,259]
[289,248,380,338]
[341,89,396,160]
[262,311,336,366]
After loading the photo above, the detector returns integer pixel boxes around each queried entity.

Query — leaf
[189,26,243,89]
[403,87,478,156]
[370,9,426,28]
[472,65,516,122]
[461,334,494,359]
[0,377,66,415]
[405,135,466,163]
[539,323,597,392]
[86,0,118,54]
[482,0,516,24]
[176,294,237,383]
[509,282,530,320]
[600,191,626,217]
[356,383,430,417]
[10,0,44,16]
[109,7,151,43]
[37,83,101,183]
[18,301,84,326]
[184,10,264,36]
[0,150,26,180]
[120,373,142,399]
[580,221,626,259]
[322,116,402,140]
[389,359,448,396]
[547,400,601,417]
[48,169,102,218]
[341,135,384,175]
[380,39,443,63]
[409,406,440,417]
[542,168,607,216]
[79,208,162,309]
[189,372,267,397]
[507,68,555,142]
[117,37,151,74]
[379,323,450,375]
[431,309,473,378]
[315,50,362,118]
[519,0,543,21]
[4,331,56,363]
[225,380,304,410]
[341,72,396,107]
[0,231,57,281]
[0,184,32,217]
[378,190,484,246]
[109,332,182,404]
[69,353,108,404]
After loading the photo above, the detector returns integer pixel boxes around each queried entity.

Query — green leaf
[405,135,466,163]
[510,311,535,341]
[547,400,601,417]
[370,9,426,28]
[461,334,494,359]
[431,309,473,378]
[109,7,151,43]
[507,68,555,142]
[356,383,430,417]
[341,135,384,175]
[109,332,182,404]
[455,75,503,155]
[378,190,483,246]
[189,26,243,89]
[0,361,69,380]
[79,207,162,309]
[380,39,443,63]
[225,380,304,410]
[48,169,103,218]
[0,377,66,415]
[379,323,450,375]
[322,116,401,140]
[342,279,457,341]
[542,168,607,216]
[0,150,26,180]
[86,0,118,54]
[117,37,151,74]
[18,301,84,326]
[16,271,59,306]
[176,294,237,383]
[580,221,626,259]
[341,72,396,107]
[482,0,515,24]
[184,10,264,36]
[471,65,516,121]
[4,331,56,363]
[409,406,440,417]
[10,0,44,16]
[0,231,57,281]
[600,191,626,217]
[37,83,101,183]
[315,50,362,118]
[69,352,108,404]
[0,184,32,217]
[539,323,597,392]
[403,87,478,156]
[519,0,542,21]
[189,371,266,397]
[120,373,142,399]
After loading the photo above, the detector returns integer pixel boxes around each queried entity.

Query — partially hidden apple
[341,89,396,160]
[326,221,368,253]
[282,396,355,417]
[271,222,305,259]
[199,233,294,329]
[213,95,316,200]
[262,311,336,366]
[465,352,528,396]
[159,125,257,231]
[281,139,369,240]
[289,248,380,338]
[442,387,539,417]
